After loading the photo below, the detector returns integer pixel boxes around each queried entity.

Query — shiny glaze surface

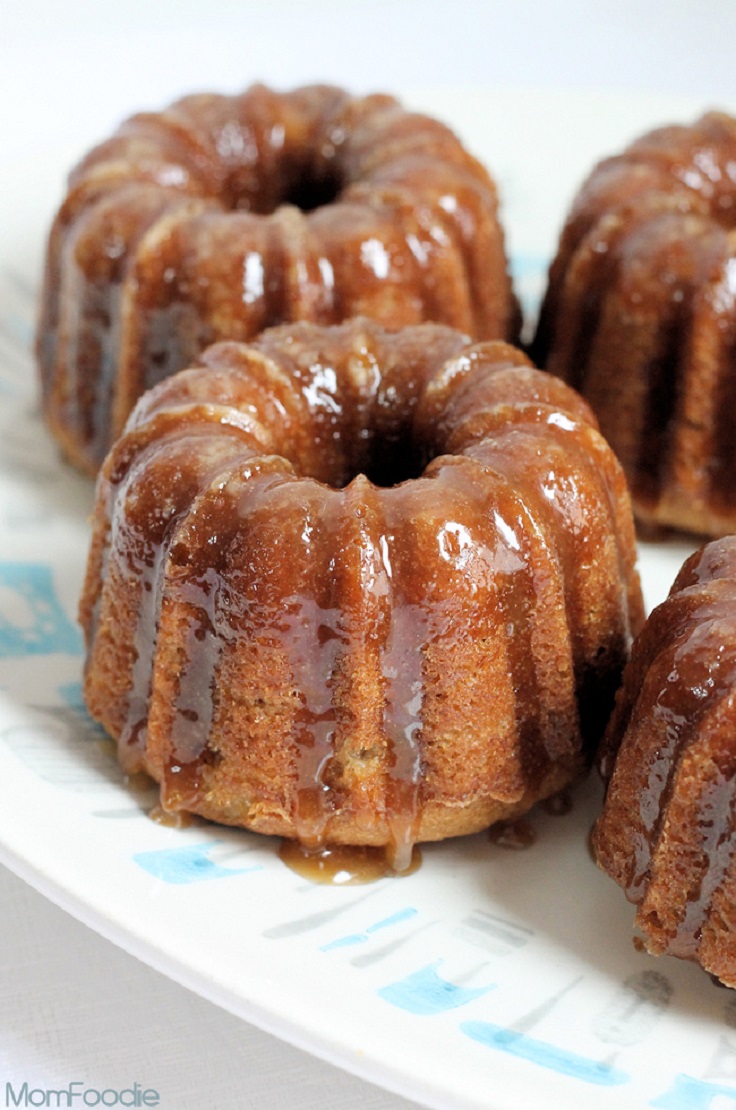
[533,111,736,538]
[593,536,736,986]
[278,840,422,883]
[80,319,644,864]
[38,83,519,474]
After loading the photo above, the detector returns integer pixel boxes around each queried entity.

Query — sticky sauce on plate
[279,840,422,884]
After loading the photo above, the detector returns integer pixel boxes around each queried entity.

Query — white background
[2,2,736,1108]
[4,0,736,163]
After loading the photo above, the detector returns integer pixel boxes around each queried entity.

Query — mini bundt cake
[533,111,736,538]
[80,318,644,870]
[593,535,736,986]
[38,83,519,475]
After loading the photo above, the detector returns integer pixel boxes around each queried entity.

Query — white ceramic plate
[1,89,734,1110]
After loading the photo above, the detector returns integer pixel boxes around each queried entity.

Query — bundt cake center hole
[282,167,344,213]
[225,164,344,214]
[331,413,429,488]
[357,440,426,487]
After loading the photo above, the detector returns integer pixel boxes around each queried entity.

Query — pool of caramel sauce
[279,839,422,884]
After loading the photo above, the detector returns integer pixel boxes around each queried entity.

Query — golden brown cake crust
[38,83,519,474]
[533,111,736,539]
[593,535,736,987]
[80,318,644,865]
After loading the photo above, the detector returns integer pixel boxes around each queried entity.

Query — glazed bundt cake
[533,111,736,538]
[593,535,736,986]
[80,318,644,870]
[38,83,519,475]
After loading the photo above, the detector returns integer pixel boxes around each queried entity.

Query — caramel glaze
[278,840,422,884]
[593,536,736,986]
[38,83,519,475]
[532,111,736,538]
[79,319,644,871]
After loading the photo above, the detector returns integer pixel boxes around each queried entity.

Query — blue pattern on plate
[378,960,494,1015]
[321,907,418,951]
[133,842,263,884]
[461,1020,629,1086]
[650,1074,736,1109]
[0,563,81,657]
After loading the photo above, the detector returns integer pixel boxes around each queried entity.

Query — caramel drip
[381,598,429,873]
[120,526,169,757]
[628,700,689,904]
[279,592,345,848]
[333,475,397,852]
[169,565,224,766]
[112,430,266,766]
[280,471,426,873]
[378,478,447,872]
[158,462,296,808]
[248,477,356,849]
[278,839,421,885]
[148,803,195,829]
[669,770,736,959]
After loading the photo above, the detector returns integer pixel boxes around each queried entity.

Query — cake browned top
[39,84,518,473]
[80,319,643,859]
